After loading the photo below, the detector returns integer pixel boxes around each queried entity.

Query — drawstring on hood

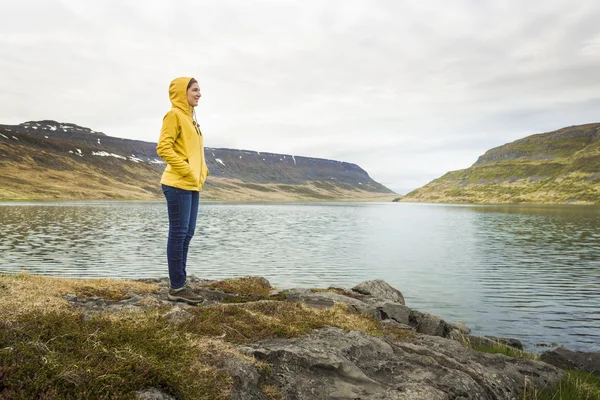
[192,109,201,136]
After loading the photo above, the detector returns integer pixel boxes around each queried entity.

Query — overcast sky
[1,0,599,193]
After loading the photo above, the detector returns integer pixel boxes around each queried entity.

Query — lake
[1,201,599,353]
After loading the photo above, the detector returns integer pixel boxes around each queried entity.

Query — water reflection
[0,201,599,352]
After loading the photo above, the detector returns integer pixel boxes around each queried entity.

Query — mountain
[401,123,600,204]
[0,120,395,201]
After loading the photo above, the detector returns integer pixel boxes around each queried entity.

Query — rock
[448,329,467,343]
[447,321,471,335]
[281,288,366,310]
[162,307,194,324]
[484,336,523,351]
[352,280,405,305]
[467,335,524,351]
[118,294,143,305]
[186,275,214,285]
[540,347,600,376]
[136,296,162,308]
[249,276,272,289]
[244,327,565,400]
[221,356,267,400]
[65,294,76,301]
[409,311,450,337]
[281,289,413,326]
[380,319,415,331]
[194,287,256,303]
[135,388,175,400]
[446,321,472,343]
[363,300,411,325]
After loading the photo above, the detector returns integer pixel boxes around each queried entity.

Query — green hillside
[402,123,600,204]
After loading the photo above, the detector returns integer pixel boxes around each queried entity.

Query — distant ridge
[0,120,395,201]
[401,123,600,204]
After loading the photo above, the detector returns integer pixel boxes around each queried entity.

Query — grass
[469,342,538,360]
[523,371,600,400]
[0,310,233,399]
[0,273,413,399]
[467,340,600,400]
[0,272,159,322]
[403,164,600,204]
[402,125,600,205]
[275,184,337,199]
[205,277,272,297]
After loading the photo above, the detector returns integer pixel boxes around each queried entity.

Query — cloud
[1,0,599,193]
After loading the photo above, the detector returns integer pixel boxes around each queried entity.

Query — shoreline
[1,269,598,354]
[1,273,598,399]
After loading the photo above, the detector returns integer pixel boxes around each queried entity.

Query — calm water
[1,201,599,352]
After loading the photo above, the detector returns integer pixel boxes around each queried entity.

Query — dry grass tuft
[205,276,273,297]
[0,272,158,321]
[261,384,283,400]
[182,301,413,344]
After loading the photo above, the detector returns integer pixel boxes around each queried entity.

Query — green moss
[0,311,231,399]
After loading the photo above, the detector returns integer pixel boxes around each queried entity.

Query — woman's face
[187,82,201,107]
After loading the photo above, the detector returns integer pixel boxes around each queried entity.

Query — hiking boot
[168,286,204,304]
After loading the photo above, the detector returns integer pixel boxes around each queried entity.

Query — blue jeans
[162,184,199,289]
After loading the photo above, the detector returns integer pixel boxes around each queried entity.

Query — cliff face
[0,120,394,201]
[402,123,600,204]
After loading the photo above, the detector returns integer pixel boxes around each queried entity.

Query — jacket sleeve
[156,112,191,176]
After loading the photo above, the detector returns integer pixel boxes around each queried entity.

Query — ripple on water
[0,201,599,352]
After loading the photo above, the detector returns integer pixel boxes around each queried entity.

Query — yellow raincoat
[156,77,209,191]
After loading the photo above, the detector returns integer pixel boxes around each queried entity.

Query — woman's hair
[187,78,197,90]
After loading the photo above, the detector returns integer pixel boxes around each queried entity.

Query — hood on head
[169,77,194,115]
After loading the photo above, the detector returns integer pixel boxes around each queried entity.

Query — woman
[156,77,209,304]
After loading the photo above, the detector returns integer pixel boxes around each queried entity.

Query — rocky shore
[1,274,598,399]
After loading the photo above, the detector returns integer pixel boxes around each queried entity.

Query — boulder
[245,327,565,399]
[162,307,194,324]
[468,336,524,351]
[409,310,450,337]
[280,289,412,325]
[135,388,175,400]
[447,321,471,335]
[280,288,366,310]
[352,280,405,305]
[221,356,267,400]
[540,347,600,376]
[367,300,411,325]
